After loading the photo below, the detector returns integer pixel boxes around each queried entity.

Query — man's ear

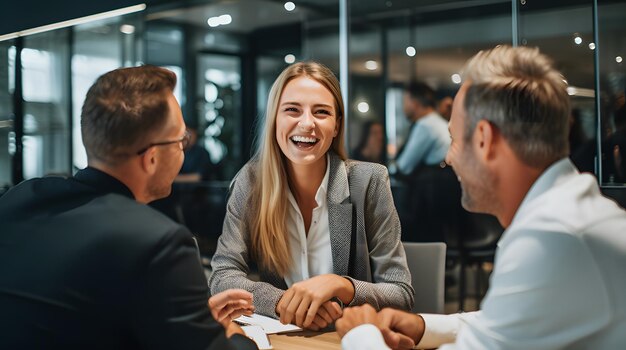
[473,119,498,161]
[139,147,159,175]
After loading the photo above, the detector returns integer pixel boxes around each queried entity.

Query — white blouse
[284,157,333,287]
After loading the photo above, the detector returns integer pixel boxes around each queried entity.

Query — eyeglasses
[136,129,191,155]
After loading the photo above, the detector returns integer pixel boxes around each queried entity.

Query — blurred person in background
[352,121,385,164]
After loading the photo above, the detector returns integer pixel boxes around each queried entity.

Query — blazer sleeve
[209,165,286,318]
[346,164,415,311]
[130,226,257,350]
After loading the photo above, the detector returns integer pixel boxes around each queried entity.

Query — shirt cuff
[415,313,461,349]
[342,324,391,350]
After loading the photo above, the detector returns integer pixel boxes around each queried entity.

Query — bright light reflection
[357,101,370,113]
[284,2,296,11]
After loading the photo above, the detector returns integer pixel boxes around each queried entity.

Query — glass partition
[598,0,626,186]
[0,40,13,189]
[518,0,597,176]
[20,30,71,179]
[348,1,513,164]
[72,16,134,171]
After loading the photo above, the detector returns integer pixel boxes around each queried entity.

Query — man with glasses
[336,46,626,348]
[0,66,257,349]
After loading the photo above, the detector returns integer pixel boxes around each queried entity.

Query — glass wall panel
[598,0,626,186]
[72,18,127,171]
[518,0,597,175]
[20,30,70,179]
[197,54,242,179]
[0,41,13,190]
[348,1,512,163]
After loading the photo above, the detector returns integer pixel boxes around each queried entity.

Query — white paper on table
[235,313,302,334]
[242,325,273,349]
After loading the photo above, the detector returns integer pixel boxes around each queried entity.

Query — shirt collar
[73,167,135,200]
[510,158,578,228]
[315,154,331,206]
[287,154,331,208]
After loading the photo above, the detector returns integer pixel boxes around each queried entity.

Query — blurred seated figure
[569,108,597,174]
[394,81,450,176]
[352,121,384,163]
[606,101,626,183]
[437,95,454,121]
[176,126,218,182]
[392,82,452,242]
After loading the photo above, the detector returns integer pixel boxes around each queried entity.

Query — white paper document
[235,313,302,334]
[242,325,273,349]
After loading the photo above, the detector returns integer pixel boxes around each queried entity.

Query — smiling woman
[209,61,414,331]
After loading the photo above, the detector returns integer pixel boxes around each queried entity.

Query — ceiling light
[219,14,232,25]
[284,2,296,11]
[207,17,220,27]
[207,14,232,27]
[406,46,416,57]
[357,102,370,113]
[119,24,135,34]
[588,43,595,50]
[574,36,582,45]
[365,60,378,71]
[284,54,296,64]
[617,56,623,63]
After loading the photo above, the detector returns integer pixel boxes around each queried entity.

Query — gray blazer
[209,152,414,317]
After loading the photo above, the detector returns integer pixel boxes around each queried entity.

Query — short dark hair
[81,65,177,164]
[405,81,436,108]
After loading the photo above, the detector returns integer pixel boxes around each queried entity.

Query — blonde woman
[209,62,413,330]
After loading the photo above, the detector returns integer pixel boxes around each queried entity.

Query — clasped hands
[336,304,426,350]
[276,274,355,330]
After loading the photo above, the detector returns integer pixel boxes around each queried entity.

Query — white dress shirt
[284,157,333,287]
[343,158,626,349]
[396,111,450,175]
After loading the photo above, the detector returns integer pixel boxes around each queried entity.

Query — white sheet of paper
[242,325,273,349]
[235,313,302,334]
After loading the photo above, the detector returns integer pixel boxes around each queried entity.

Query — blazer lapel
[327,153,353,277]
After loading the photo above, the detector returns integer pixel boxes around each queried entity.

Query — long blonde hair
[250,62,347,276]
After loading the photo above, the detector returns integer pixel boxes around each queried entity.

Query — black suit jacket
[0,167,256,350]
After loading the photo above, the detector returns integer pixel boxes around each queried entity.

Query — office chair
[403,242,447,314]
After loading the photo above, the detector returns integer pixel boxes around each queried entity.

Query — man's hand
[276,274,353,329]
[335,304,378,337]
[377,308,425,350]
[208,289,255,328]
[224,322,246,338]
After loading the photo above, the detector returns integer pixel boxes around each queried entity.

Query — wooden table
[269,330,342,350]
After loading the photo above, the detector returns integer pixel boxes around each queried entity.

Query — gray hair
[462,45,570,168]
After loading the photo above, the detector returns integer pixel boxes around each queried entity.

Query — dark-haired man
[0,66,257,349]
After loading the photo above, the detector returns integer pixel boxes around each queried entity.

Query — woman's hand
[208,289,255,328]
[276,274,354,328]
[307,300,343,330]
